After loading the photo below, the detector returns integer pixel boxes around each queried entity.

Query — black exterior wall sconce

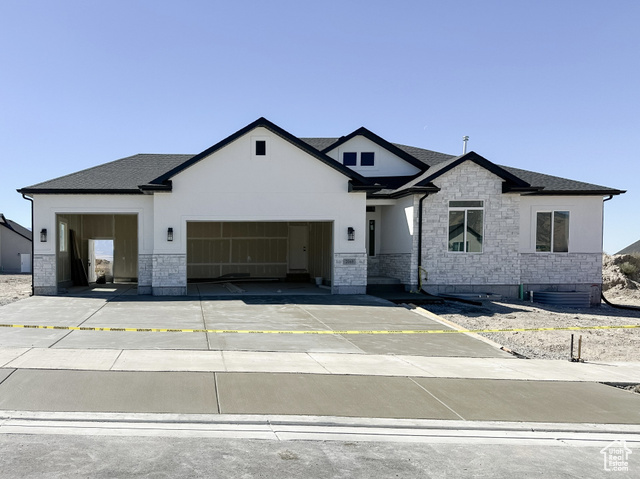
[167,227,173,242]
[347,227,355,241]
[40,229,47,242]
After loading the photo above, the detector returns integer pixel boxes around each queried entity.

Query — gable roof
[0,214,32,241]
[617,239,640,255]
[148,117,372,189]
[18,120,624,198]
[499,165,625,196]
[387,151,535,197]
[18,154,193,194]
[312,127,433,172]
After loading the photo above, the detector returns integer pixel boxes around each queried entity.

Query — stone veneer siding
[138,254,153,295]
[520,253,602,284]
[333,252,367,294]
[422,162,521,287]
[376,253,413,286]
[152,254,187,296]
[33,254,57,295]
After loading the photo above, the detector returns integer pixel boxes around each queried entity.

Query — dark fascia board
[502,184,544,193]
[321,127,429,172]
[388,185,440,199]
[349,182,383,193]
[150,117,373,187]
[522,189,626,196]
[366,184,440,199]
[17,188,143,195]
[138,182,172,192]
[416,151,531,188]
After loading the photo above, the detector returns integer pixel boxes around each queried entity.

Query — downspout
[21,194,34,296]
[417,192,429,291]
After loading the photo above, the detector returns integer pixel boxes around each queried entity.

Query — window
[536,211,569,252]
[343,152,357,166]
[59,222,67,252]
[368,220,375,256]
[255,140,266,156]
[342,152,375,166]
[448,200,484,252]
[361,152,375,166]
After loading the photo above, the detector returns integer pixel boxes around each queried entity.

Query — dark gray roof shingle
[20,154,193,193]
[617,240,640,255]
[19,135,623,196]
[499,165,622,194]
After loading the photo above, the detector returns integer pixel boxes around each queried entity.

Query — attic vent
[255,140,266,156]
[366,206,376,212]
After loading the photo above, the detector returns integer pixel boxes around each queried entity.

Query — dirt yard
[424,254,640,361]
[425,299,640,361]
[0,274,32,307]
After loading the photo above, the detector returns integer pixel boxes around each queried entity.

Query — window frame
[342,152,357,166]
[535,210,570,253]
[59,221,68,253]
[447,200,484,254]
[360,151,375,167]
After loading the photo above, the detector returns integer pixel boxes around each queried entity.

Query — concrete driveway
[0,286,508,358]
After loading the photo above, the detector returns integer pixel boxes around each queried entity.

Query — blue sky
[1,0,637,253]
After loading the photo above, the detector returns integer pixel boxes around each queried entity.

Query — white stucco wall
[154,127,367,258]
[518,195,604,253]
[379,196,414,254]
[325,136,421,177]
[32,194,154,255]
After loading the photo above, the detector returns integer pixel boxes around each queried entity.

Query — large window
[448,201,484,253]
[536,211,569,252]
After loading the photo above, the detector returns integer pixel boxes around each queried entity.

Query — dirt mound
[603,254,640,290]
[602,254,640,306]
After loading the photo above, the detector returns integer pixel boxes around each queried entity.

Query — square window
[361,152,375,166]
[255,140,266,156]
[343,152,357,166]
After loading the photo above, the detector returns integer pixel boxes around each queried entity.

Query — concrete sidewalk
[1,347,639,382]
[0,368,639,423]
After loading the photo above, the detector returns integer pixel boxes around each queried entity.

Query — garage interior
[186,221,332,285]
[56,214,138,287]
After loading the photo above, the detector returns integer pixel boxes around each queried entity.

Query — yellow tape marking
[0,324,638,334]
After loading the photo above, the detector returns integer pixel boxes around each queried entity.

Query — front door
[288,225,308,271]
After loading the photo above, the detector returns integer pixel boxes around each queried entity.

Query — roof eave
[321,127,429,172]
[367,185,440,199]
[502,184,544,193]
[17,188,144,195]
[522,189,626,196]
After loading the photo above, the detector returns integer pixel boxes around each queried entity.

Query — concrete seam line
[410,304,506,351]
[408,377,466,421]
[108,350,125,371]
[0,348,31,368]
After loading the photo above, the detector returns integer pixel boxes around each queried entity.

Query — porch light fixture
[40,228,47,242]
[347,227,355,241]
[167,227,173,242]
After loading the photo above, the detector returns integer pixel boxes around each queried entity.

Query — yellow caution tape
[0,324,638,334]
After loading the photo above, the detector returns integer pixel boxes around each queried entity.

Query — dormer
[322,127,425,177]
